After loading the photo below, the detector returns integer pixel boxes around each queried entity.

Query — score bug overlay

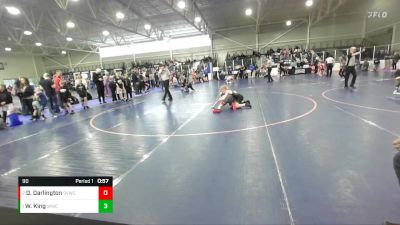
[18,176,113,213]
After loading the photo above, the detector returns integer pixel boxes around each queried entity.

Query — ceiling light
[66,37,73,41]
[116,12,125,19]
[66,21,75,28]
[5,47,12,52]
[70,0,79,2]
[177,1,186,9]
[35,42,42,46]
[195,16,201,23]
[102,30,110,36]
[245,8,252,16]
[23,30,32,35]
[305,0,313,7]
[61,50,67,54]
[286,20,292,26]
[5,6,20,15]
[144,24,151,30]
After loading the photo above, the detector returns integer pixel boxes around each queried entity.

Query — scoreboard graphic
[18,176,113,213]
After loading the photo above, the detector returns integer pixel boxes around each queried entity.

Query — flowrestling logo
[368,11,388,19]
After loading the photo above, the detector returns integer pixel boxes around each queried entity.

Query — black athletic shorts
[233,93,244,103]
[224,94,235,105]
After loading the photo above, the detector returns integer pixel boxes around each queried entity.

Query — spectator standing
[39,73,59,116]
[20,77,35,119]
[13,79,27,115]
[93,68,106,104]
[0,84,13,125]
[373,58,380,72]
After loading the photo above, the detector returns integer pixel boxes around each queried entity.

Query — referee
[159,65,173,102]
[344,47,361,88]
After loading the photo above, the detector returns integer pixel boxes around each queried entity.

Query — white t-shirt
[159,68,171,81]
[325,57,334,64]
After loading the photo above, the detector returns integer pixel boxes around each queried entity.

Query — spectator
[93,68,106,104]
[0,84,13,126]
[103,72,111,97]
[109,76,117,102]
[374,58,380,72]
[19,77,35,119]
[53,70,62,109]
[32,87,46,121]
[123,75,133,101]
[392,52,399,70]
[59,81,74,115]
[39,73,59,116]
[76,79,89,110]
[13,79,27,115]
[116,77,127,101]
[362,59,369,71]
[53,70,62,93]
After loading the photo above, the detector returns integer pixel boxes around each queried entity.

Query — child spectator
[32,93,43,121]
[171,76,179,88]
[116,78,127,101]
[76,79,89,109]
[34,87,47,120]
[59,81,74,115]
[181,77,195,93]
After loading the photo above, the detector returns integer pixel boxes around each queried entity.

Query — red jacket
[53,74,62,92]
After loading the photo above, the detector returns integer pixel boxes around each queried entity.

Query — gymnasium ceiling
[0,0,395,55]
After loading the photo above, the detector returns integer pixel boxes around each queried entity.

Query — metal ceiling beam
[0,39,98,53]
[255,0,262,50]
[214,18,308,32]
[73,52,95,68]
[214,32,254,51]
[260,21,306,49]
[43,56,70,68]
[163,0,203,34]
[54,0,68,10]
[50,2,152,40]
[86,0,97,19]
[115,0,164,40]
[365,20,400,35]
[193,0,209,29]
[1,14,97,54]
[312,0,347,26]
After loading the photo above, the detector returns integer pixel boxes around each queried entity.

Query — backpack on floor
[87,92,93,100]
[8,113,22,127]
